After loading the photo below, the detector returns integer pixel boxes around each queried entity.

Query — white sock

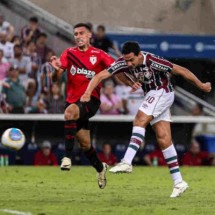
[123,126,145,165]
[162,144,183,185]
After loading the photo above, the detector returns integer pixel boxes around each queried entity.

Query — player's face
[74,27,91,48]
[123,52,141,69]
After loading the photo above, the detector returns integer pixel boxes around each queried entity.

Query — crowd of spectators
[0,15,58,114]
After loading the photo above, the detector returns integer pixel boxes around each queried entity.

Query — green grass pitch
[0,167,214,215]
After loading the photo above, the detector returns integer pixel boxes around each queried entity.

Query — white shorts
[138,88,174,125]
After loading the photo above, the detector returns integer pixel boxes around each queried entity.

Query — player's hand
[49,56,61,70]
[201,82,212,93]
[130,82,142,92]
[80,93,91,102]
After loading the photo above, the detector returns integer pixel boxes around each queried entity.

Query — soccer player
[49,23,114,189]
[80,41,211,197]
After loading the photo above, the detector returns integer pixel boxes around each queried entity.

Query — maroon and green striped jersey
[107,52,174,94]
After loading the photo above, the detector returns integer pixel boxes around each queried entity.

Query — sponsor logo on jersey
[70,65,96,79]
[150,62,169,71]
[90,56,97,65]
[111,61,127,70]
[70,65,76,75]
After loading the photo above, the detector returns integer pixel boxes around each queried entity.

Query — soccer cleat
[170,180,189,198]
[97,163,108,189]
[109,160,133,173]
[60,157,72,171]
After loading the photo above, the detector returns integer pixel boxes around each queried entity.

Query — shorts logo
[142,103,148,109]
[90,56,97,65]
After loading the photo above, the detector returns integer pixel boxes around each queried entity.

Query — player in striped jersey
[81,41,211,197]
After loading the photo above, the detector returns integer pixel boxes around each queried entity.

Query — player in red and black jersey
[81,41,211,197]
[50,23,114,189]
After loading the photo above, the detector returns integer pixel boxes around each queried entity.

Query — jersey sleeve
[100,50,115,68]
[106,58,128,75]
[146,54,173,73]
[59,49,68,70]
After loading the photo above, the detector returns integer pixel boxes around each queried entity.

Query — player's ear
[88,31,92,39]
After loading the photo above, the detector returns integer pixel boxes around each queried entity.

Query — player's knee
[133,112,151,127]
[156,132,170,148]
[64,109,79,120]
[80,140,91,151]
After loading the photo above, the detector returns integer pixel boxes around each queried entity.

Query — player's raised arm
[172,64,212,93]
[49,56,64,82]
[80,69,112,102]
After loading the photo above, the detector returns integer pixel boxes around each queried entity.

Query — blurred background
[0,0,215,167]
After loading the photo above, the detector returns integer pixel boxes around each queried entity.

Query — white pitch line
[1,209,32,215]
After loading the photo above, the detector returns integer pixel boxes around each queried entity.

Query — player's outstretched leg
[84,146,108,189]
[162,144,189,197]
[109,160,132,173]
[109,126,145,173]
[61,120,77,171]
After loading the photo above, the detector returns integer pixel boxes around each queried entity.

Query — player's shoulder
[143,51,163,65]
[142,51,153,58]
[90,46,107,55]
[144,51,164,60]
[64,46,77,53]
[61,47,79,57]
[90,46,114,61]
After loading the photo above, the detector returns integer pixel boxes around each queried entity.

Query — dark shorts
[65,96,100,131]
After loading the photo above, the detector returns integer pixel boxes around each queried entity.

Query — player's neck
[78,44,90,52]
[138,53,144,66]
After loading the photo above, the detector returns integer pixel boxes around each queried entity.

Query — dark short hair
[86,22,93,31]
[37,33,47,39]
[11,35,21,43]
[9,66,18,71]
[27,40,35,46]
[29,17,38,23]
[73,23,91,31]
[122,41,141,56]
[97,25,105,32]
[13,44,22,50]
